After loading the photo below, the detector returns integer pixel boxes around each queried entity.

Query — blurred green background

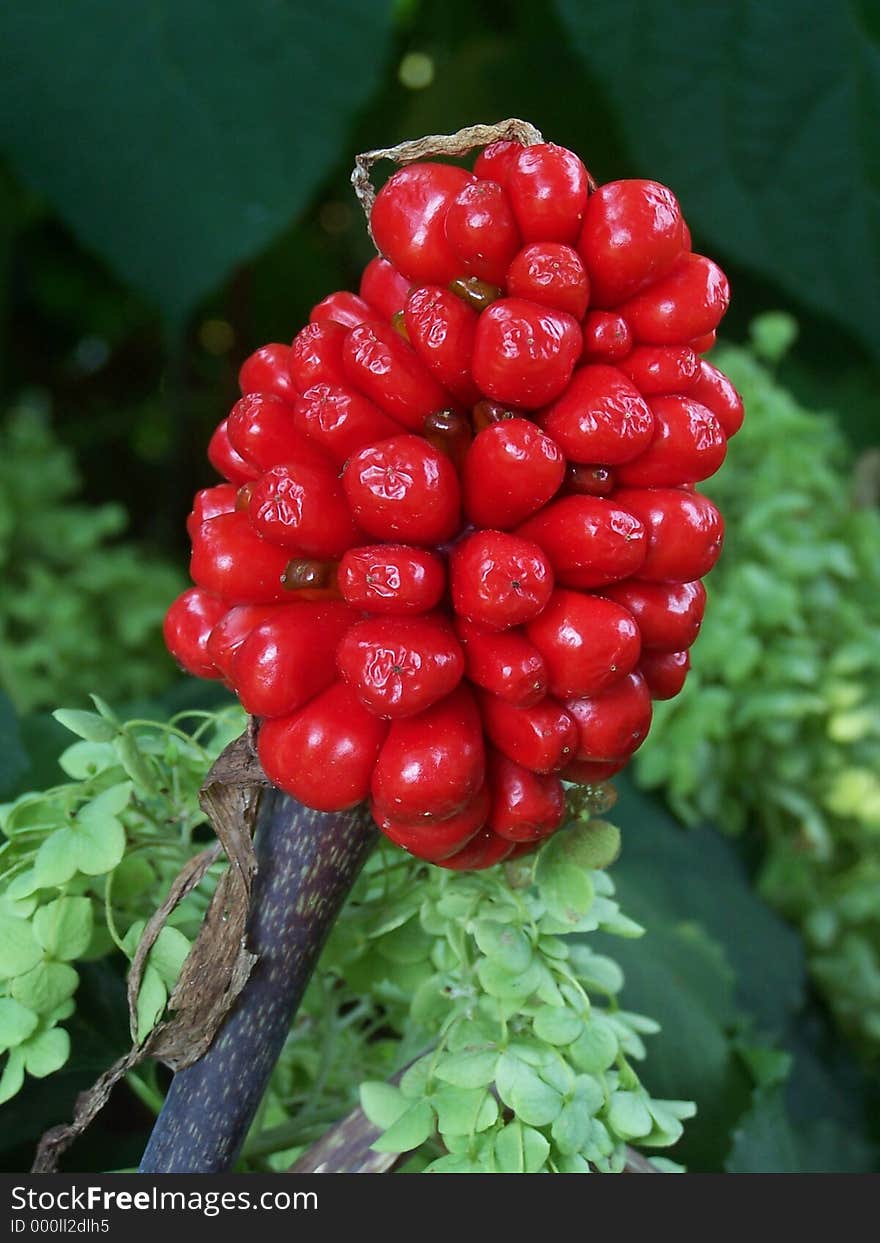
[0,0,879,1174]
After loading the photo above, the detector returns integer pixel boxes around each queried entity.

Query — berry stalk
[138,788,376,1173]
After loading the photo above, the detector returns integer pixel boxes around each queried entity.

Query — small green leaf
[148,927,191,989]
[607,1091,654,1140]
[135,964,167,1042]
[473,920,533,972]
[33,897,93,961]
[496,1053,563,1127]
[22,1026,70,1078]
[477,956,544,1002]
[360,1081,408,1130]
[494,1119,550,1173]
[78,782,132,822]
[535,847,595,925]
[0,912,43,977]
[34,827,81,887]
[532,1005,584,1046]
[115,734,157,794]
[11,961,78,1013]
[570,1016,619,1073]
[0,1049,25,1104]
[371,1099,434,1154]
[52,709,117,743]
[552,1100,592,1156]
[432,1087,495,1136]
[434,1049,499,1089]
[0,998,39,1051]
[58,740,119,780]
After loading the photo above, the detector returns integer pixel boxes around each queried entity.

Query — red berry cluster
[165,136,743,871]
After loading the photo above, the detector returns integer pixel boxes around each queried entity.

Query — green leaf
[0,912,43,977]
[34,827,81,887]
[432,1087,496,1136]
[494,1119,550,1173]
[0,1049,25,1104]
[570,1016,619,1073]
[0,998,39,1051]
[554,0,880,357]
[532,1005,584,1046]
[473,920,533,972]
[535,847,595,926]
[135,964,167,1042]
[58,741,119,781]
[607,1091,654,1141]
[434,1049,499,1090]
[147,927,191,990]
[552,1100,592,1156]
[21,1026,70,1078]
[52,710,117,744]
[495,1053,563,1127]
[359,1081,408,1131]
[0,1,396,319]
[33,897,93,961]
[477,956,544,1002]
[114,735,157,795]
[371,1099,435,1154]
[71,814,126,877]
[11,961,78,1014]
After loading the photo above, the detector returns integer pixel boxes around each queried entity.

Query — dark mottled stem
[139,788,376,1173]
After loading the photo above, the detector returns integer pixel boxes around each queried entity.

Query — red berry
[581,311,633,362]
[689,331,717,353]
[690,359,745,437]
[566,671,653,761]
[337,613,464,718]
[359,256,412,319]
[640,649,690,699]
[207,419,259,485]
[506,144,590,244]
[163,588,227,679]
[375,785,489,862]
[205,602,281,681]
[616,395,727,487]
[578,180,684,306]
[343,435,461,545]
[600,578,706,651]
[479,691,577,773]
[454,617,547,707]
[239,343,298,404]
[435,826,513,871]
[538,364,654,465]
[621,254,730,345]
[289,322,348,393]
[343,322,452,430]
[560,756,627,783]
[248,462,361,558]
[339,544,445,614]
[473,140,522,183]
[372,684,485,822]
[310,291,378,330]
[451,530,554,630]
[506,243,590,319]
[187,484,237,540]
[370,163,475,283]
[525,589,640,697]
[444,180,521,285]
[462,419,565,530]
[472,297,582,408]
[487,750,565,842]
[233,601,354,718]
[258,683,388,811]
[516,495,646,588]
[227,394,332,474]
[619,345,699,395]
[613,487,724,581]
[403,285,480,406]
[190,511,291,604]
[292,384,402,466]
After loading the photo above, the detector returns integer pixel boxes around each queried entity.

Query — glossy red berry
[480,691,577,773]
[207,419,259,486]
[343,322,451,430]
[359,256,412,319]
[227,394,332,474]
[487,750,565,843]
[403,285,480,405]
[310,290,378,330]
[506,243,590,318]
[578,180,685,306]
[517,495,646,588]
[372,684,485,822]
[451,530,554,630]
[163,588,227,679]
[560,756,627,783]
[600,578,706,651]
[374,785,489,862]
[566,671,653,761]
[339,544,445,614]
[435,826,513,871]
[187,484,237,540]
[258,683,388,811]
[472,297,581,408]
[462,419,565,530]
[621,254,730,345]
[190,512,291,604]
[239,343,298,404]
[619,345,699,396]
[343,435,460,545]
[205,603,281,681]
[538,364,654,465]
[444,179,521,285]
[232,601,354,718]
[581,311,632,362]
[289,322,348,393]
[292,384,402,466]
[337,613,464,718]
[525,589,640,698]
[613,487,724,582]
[690,359,745,437]
[506,144,590,244]
[616,395,727,487]
[454,617,547,706]
[640,649,690,699]
[248,462,361,558]
[473,140,522,184]
[370,163,474,284]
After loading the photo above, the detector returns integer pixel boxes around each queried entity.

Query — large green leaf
[554,0,880,357]
[0,1,395,320]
